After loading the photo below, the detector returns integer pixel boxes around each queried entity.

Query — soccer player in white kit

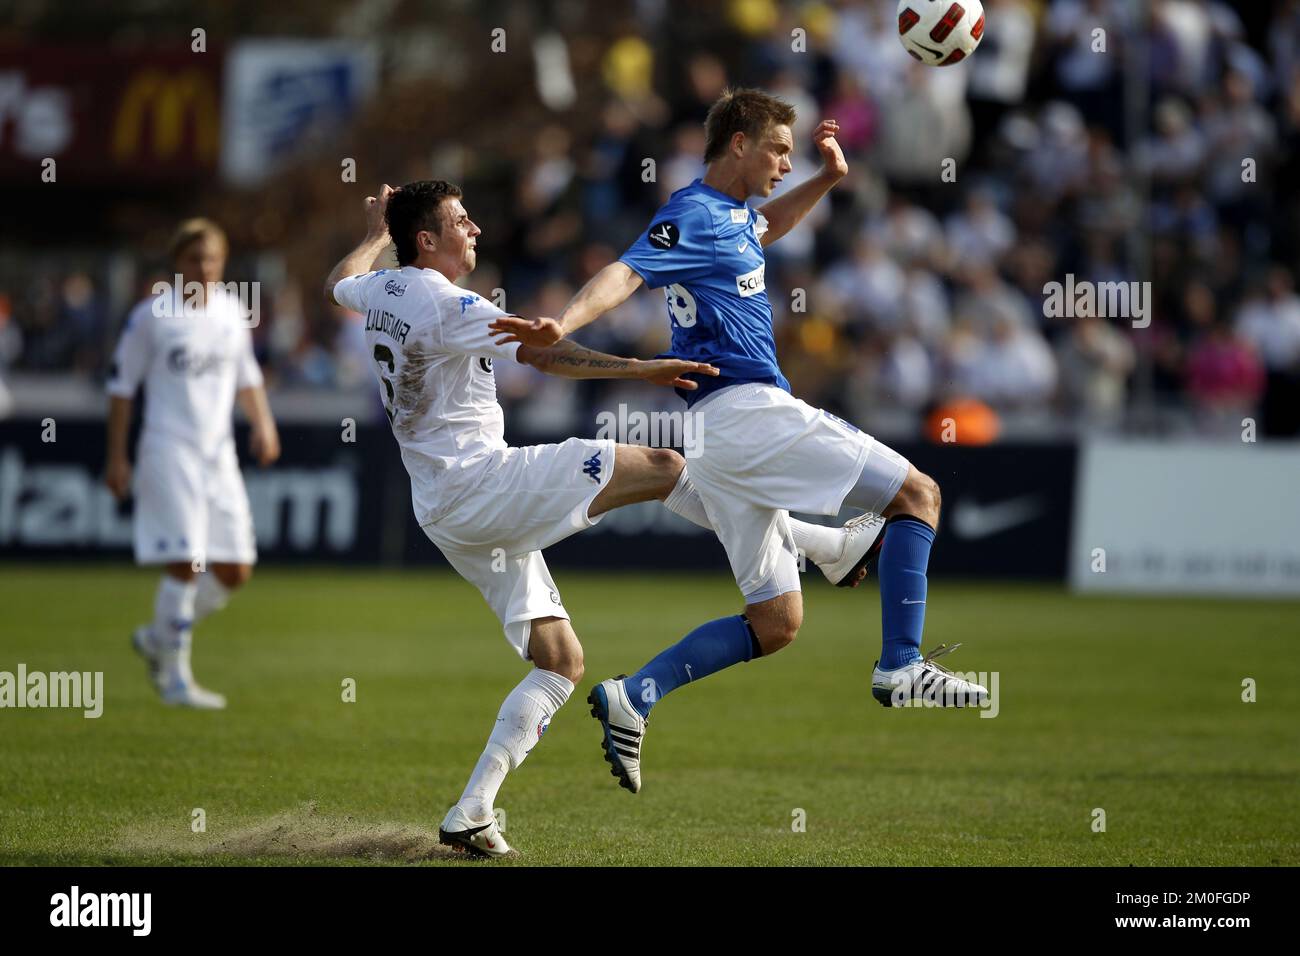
[325,181,875,856]
[105,219,280,710]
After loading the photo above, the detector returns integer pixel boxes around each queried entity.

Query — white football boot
[588,677,647,794]
[438,804,511,858]
[155,642,227,710]
[818,513,887,587]
[871,643,987,708]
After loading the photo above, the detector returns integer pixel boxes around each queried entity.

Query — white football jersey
[107,289,263,459]
[332,265,521,525]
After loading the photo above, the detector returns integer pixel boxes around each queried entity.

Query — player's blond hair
[169,218,228,262]
[703,88,797,163]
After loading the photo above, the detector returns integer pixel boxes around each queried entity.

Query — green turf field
[1,565,1297,866]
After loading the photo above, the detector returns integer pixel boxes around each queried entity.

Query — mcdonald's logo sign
[112,68,219,165]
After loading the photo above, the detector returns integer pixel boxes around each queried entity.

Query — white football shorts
[421,436,616,660]
[133,434,257,566]
[686,382,909,603]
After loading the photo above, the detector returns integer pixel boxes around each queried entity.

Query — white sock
[662,467,714,530]
[193,574,231,625]
[790,520,842,565]
[152,576,197,685]
[663,468,842,565]
[456,668,574,821]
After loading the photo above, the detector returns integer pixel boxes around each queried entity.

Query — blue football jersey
[619,179,790,405]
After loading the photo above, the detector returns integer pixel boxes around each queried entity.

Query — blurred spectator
[1056,315,1136,427]
[1185,321,1265,431]
[1234,267,1300,435]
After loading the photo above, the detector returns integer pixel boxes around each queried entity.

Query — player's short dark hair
[169,217,228,263]
[703,88,797,163]
[386,180,464,267]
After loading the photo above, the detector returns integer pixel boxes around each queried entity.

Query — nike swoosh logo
[737,240,748,253]
[951,495,1048,540]
[918,43,945,59]
[901,598,926,605]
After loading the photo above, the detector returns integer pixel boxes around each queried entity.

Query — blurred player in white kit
[104,218,280,709]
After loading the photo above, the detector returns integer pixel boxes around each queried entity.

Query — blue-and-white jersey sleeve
[618,200,716,289]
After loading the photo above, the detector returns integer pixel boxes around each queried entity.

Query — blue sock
[877,517,934,670]
[622,615,756,718]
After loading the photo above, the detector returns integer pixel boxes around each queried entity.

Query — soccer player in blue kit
[492,88,986,793]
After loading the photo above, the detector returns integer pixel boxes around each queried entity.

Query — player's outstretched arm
[558,261,643,335]
[490,261,643,347]
[104,395,133,500]
[756,119,847,247]
[325,184,395,305]
[518,339,718,390]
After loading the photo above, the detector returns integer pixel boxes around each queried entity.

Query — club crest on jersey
[582,451,603,483]
[736,263,765,298]
[648,222,679,250]
[384,279,406,297]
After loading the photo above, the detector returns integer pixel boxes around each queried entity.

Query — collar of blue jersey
[691,178,748,208]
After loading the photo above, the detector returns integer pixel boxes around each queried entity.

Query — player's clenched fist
[364,184,396,240]
[812,119,847,179]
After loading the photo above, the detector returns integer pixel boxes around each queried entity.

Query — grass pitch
[1,565,1297,866]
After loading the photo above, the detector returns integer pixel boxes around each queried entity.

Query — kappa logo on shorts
[582,451,603,483]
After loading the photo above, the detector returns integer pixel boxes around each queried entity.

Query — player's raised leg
[439,616,579,858]
[661,465,884,588]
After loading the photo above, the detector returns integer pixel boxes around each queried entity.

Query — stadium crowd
[3,0,1299,439]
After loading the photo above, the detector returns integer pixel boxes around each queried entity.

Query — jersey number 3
[374,344,397,422]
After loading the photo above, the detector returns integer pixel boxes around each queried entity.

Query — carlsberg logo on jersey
[735,263,765,298]
[151,275,261,328]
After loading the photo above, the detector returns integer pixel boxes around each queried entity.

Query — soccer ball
[897,0,985,66]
